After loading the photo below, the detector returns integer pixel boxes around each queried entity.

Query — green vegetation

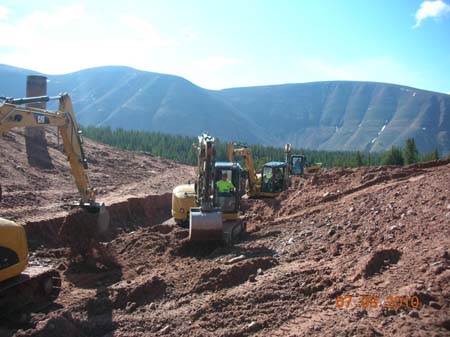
[382,146,405,166]
[82,126,443,169]
[403,138,419,165]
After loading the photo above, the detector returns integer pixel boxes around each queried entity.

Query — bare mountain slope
[1,64,449,153]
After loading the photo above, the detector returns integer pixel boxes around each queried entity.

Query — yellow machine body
[0,94,106,314]
[171,184,196,225]
[227,143,289,198]
[0,218,28,282]
[172,133,243,243]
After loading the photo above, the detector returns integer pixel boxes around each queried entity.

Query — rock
[323,192,330,197]
[149,302,156,310]
[287,237,294,244]
[429,301,441,309]
[226,255,246,264]
[409,310,419,318]
[136,266,145,275]
[125,302,137,313]
[247,321,261,332]
[406,209,416,216]
[328,228,336,236]
[160,325,170,333]
[248,274,256,282]
[351,223,360,230]
[56,262,67,271]
[257,268,263,275]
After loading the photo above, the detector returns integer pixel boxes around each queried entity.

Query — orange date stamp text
[335,295,420,310]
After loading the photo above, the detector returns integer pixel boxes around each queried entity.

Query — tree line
[82,126,442,168]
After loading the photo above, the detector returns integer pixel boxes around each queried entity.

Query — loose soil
[1,130,449,337]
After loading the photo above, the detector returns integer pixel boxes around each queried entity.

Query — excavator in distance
[0,94,109,317]
[227,143,288,198]
[172,133,244,243]
[284,143,307,176]
[227,143,306,198]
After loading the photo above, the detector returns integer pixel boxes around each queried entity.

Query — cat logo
[33,113,50,124]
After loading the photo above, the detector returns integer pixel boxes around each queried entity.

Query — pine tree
[432,147,439,160]
[383,146,404,166]
[354,151,363,167]
[403,138,419,165]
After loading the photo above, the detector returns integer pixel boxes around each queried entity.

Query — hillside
[1,64,449,154]
[0,128,195,223]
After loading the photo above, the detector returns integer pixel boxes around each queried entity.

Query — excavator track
[0,266,61,318]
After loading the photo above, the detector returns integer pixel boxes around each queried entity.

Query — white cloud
[0,4,177,74]
[0,6,10,20]
[413,0,450,28]
[119,15,176,47]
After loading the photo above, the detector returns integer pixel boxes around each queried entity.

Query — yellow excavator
[284,143,308,175]
[0,94,109,316]
[172,133,244,243]
[227,143,307,198]
[227,143,288,198]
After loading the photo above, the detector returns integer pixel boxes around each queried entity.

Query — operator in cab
[216,172,235,194]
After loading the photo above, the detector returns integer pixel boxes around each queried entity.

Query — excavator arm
[227,143,258,193]
[189,132,223,241]
[0,94,96,205]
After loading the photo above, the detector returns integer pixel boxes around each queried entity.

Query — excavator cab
[290,155,306,175]
[261,162,287,194]
[213,162,241,219]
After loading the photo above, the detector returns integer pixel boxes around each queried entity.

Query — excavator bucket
[58,203,112,262]
[98,204,110,235]
[189,207,223,241]
[87,203,110,237]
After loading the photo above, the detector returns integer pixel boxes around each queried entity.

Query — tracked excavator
[0,94,109,316]
[284,143,306,176]
[227,143,306,198]
[172,133,244,243]
[227,143,288,197]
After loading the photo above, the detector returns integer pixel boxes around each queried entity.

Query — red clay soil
[0,128,195,223]
[1,131,449,337]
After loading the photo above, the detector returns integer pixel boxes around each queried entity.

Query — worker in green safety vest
[216,172,235,194]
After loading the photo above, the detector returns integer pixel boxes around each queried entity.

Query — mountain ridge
[1,64,449,154]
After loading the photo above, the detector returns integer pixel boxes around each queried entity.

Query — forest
[82,126,441,169]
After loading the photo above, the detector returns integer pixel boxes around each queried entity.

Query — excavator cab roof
[264,161,287,168]
[215,162,242,170]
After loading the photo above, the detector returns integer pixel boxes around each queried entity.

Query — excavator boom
[0,94,110,317]
[0,94,96,204]
[189,133,223,241]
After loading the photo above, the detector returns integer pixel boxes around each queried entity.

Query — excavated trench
[25,193,173,248]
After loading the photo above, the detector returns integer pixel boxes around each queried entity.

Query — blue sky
[0,0,449,93]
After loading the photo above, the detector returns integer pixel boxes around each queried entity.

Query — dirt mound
[2,149,450,336]
[361,248,402,279]
[192,257,277,293]
[108,274,167,309]
[0,128,195,224]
